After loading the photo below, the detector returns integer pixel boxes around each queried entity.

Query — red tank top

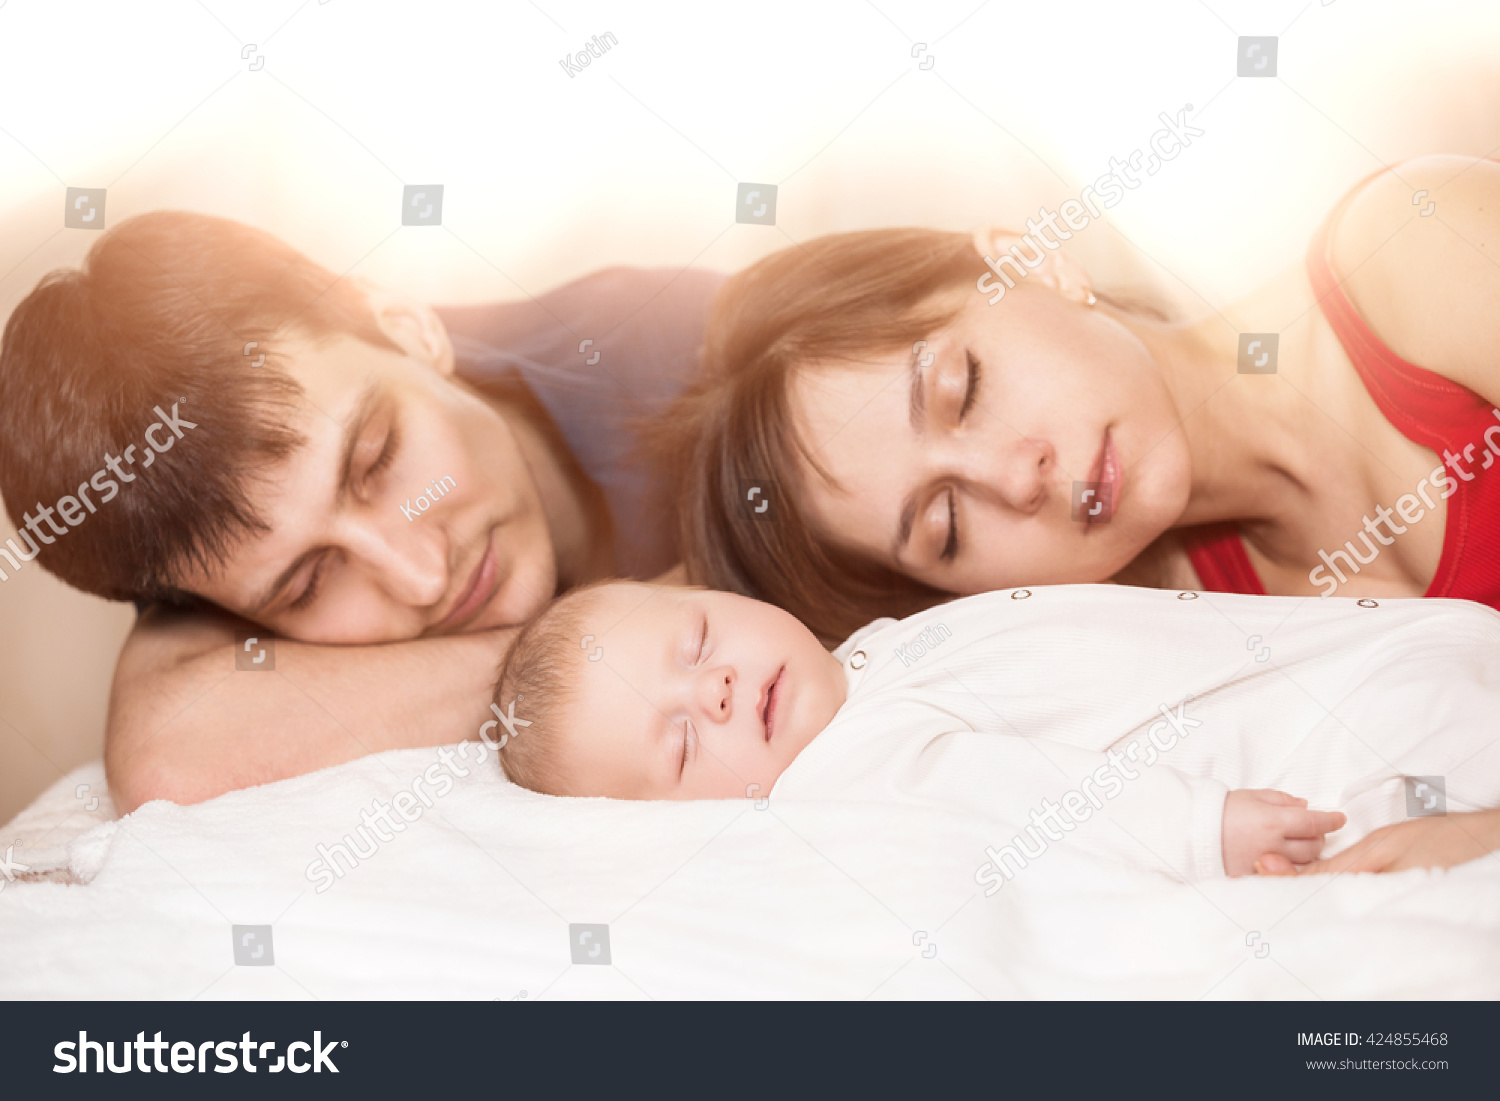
[1183,171,1500,608]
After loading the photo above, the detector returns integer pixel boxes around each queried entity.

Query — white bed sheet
[2,760,116,881]
[1,744,1495,1000]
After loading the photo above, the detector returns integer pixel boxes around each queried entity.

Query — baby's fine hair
[491,580,618,794]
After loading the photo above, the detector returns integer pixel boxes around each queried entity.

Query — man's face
[179,323,558,643]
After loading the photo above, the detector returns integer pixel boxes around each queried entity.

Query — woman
[651,154,1500,877]
[653,154,1500,645]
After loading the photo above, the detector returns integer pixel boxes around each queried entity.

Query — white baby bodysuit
[771,584,1500,883]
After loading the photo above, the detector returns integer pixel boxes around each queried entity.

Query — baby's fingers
[1282,808,1346,839]
[1254,852,1296,875]
[1257,789,1308,808]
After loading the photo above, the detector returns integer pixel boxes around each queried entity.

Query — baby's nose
[699,667,735,722]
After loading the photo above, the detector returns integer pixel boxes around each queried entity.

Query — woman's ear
[360,283,457,377]
[970,224,1096,307]
[971,225,1022,265]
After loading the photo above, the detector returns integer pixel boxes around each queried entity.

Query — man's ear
[970,224,1096,307]
[360,283,456,377]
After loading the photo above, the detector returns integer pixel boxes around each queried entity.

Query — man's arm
[106,604,514,813]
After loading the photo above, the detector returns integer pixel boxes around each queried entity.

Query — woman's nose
[343,513,450,608]
[696,666,735,724]
[983,437,1053,514]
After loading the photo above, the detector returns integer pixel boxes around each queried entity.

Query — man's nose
[341,511,449,608]
[696,666,735,724]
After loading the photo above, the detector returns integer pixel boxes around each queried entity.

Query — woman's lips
[762,665,785,743]
[1083,428,1122,528]
[434,530,498,633]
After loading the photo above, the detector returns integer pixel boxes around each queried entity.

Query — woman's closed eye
[940,489,959,562]
[934,353,981,562]
[911,487,961,566]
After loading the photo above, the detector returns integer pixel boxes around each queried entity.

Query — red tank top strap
[1182,523,1265,596]
[1305,214,1487,459]
[1304,179,1500,604]
[1185,162,1500,605]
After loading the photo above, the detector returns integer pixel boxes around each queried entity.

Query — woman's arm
[1331,154,1500,403]
[1259,808,1500,876]
[105,604,515,813]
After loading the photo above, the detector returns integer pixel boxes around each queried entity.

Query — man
[0,212,720,811]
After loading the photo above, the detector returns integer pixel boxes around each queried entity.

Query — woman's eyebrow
[908,355,926,432]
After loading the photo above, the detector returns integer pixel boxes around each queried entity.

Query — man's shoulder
[437,266,724,346]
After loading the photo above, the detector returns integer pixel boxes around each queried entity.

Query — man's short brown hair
[0,211,402,602]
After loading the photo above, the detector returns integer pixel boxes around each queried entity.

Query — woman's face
[788,280,1191,594]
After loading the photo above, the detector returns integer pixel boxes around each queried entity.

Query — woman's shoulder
[1328,154,1500,403]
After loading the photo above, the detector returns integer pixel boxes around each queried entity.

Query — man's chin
[473,556,558,632]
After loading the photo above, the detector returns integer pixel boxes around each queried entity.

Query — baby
[479,579,1500,881]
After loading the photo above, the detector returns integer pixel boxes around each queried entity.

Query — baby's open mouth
[762,665,785,743]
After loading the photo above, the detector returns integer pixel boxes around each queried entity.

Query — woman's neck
[1121,293,1319,532]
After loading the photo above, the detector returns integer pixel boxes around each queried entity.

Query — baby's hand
[1221,789,1346,877]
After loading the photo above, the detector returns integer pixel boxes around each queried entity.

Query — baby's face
[555,584,848,799]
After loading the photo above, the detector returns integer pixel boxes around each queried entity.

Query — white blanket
[3,588,1499,999]
[3,750,1497,999]
[779,585,1500,885]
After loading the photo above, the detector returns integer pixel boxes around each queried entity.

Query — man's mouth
[760,665,785,743]
[1083,428,1122,529]
[434,529,498,633]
